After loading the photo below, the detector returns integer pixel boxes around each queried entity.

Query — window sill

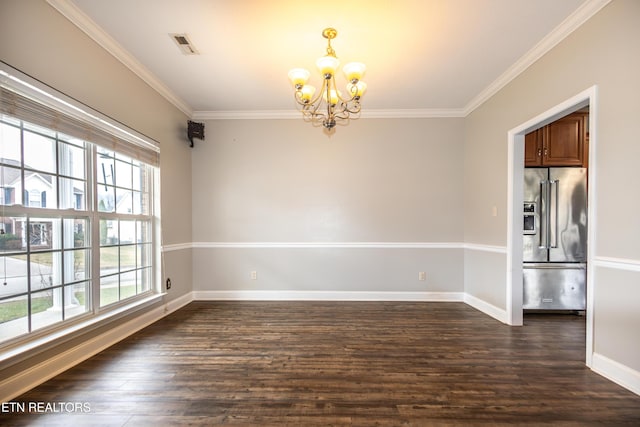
[0,293,164,369]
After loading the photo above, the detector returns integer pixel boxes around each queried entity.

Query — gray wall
[464,0,640,372]
[0,0,193,301]
[191,118,465,295]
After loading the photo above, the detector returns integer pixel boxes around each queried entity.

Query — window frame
[0,62,162,359]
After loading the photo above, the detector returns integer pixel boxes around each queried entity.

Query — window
[97,148,153,307]
[0,64,160,348]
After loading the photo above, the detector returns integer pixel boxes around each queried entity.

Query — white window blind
[0,63,160,167]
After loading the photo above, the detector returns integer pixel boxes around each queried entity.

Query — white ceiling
[49,0,604,119]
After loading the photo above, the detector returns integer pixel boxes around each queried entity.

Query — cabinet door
[542,113,585,166]
[524,130,542,166]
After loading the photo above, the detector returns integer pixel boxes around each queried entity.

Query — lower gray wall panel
[464,249,507,311]
[594,266,640,373]
[193,247,463,294]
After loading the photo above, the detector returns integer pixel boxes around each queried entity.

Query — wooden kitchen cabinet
[525,112,588,167]
[524,129,543,166]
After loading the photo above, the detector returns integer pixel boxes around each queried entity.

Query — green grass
[100,245,136,269]
[12,246,135,269]
[100,283,136,306]
[0,296,53,323]
[0,283,138,323]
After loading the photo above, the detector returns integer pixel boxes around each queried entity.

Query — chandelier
[288,28,367,130]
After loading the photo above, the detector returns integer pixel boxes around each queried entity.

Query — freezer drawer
[523,263,586,310]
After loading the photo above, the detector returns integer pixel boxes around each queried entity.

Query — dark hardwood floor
[3,301,640,426]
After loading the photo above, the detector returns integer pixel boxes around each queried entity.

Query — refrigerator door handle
[539,180,548,249]
[550,179,559,248]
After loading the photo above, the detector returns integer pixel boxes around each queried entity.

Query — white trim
[192,290,463,302]
[463,0,611,115]
[191,242,507,251]
[45,0,193,117]
[361,109,466,119]
[585,89,599,368]
[191,108,467,121]
[46,0,609,120]
[506,85,598,358]
[505,132,525,326]
[463,293,508,324]
[192,241,464,249]
[0,292,192,402]
[463,243,508,254]
[593,256,640,272]
[592,353,640,396]
[191,110,298,121]
[162,242,193,252]
[163,241,510,252]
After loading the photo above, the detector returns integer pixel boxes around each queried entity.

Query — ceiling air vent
[170,33,199,55]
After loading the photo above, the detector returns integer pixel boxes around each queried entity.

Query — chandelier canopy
[288,28,366,130]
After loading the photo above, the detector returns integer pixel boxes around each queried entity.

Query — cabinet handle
[544,148,548,157]
[537,149,542,157]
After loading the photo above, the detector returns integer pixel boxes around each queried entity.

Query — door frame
[506,85,597,367]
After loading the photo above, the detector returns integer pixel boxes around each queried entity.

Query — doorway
[506,86,597,366]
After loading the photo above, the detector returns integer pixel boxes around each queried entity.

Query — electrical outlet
[250,271,257,280]
[418,272,426,281]
[166,278,172,290]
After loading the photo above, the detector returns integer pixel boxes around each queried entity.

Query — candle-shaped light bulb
[343,62,366,83]
[316,55,340,78]
[323,89,341,105]
[288,68,310,89]
[299,85,316,103]
[347,81,367,98]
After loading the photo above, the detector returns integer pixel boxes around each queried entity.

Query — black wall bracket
[187,120,205,147]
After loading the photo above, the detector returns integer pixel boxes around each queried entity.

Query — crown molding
[48,0,610,121]
[191,108,467,121]
[362,109,466,118]
[46,0,193,117]
[191,110,299,121]
[462,0,612,115]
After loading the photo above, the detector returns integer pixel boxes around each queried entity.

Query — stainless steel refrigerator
[523,167,587,310]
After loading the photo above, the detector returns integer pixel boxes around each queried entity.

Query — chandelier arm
[342,101,362,115]
[293,90,320,110]
[337,85,361,104]
[301,101,327,124]
[333,104,354,119]
[308,79,327,108]
[292,92,309,109]
[314,78,330,116]
[330,100,361,122]
[336,89,352,104]
[306,84,327,120]
[326,77,335,122]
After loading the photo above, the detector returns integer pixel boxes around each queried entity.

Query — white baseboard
[0,292,193,403]
[192,290,465,302]
[591,352,640,396]
[463,293,508,324]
